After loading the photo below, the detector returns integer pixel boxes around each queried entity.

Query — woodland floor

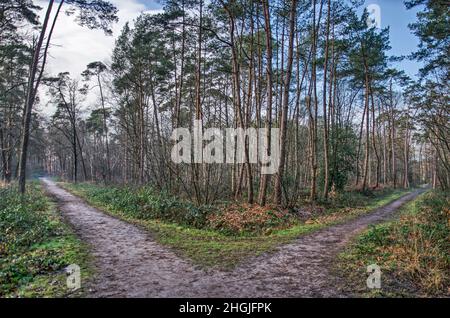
[41,178,424,298]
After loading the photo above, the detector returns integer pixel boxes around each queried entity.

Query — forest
[0,0,448,299]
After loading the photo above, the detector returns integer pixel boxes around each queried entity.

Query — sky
[35,0,162,113]
[361,0,422,78]
[35,0,422,114]
[36,0,162,79]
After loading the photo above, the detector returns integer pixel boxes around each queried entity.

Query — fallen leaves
[207,204,295,235]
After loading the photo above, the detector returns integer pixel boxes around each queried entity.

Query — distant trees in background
[404,0,449,190]
[0,0,118,193]
[1,0,448,204]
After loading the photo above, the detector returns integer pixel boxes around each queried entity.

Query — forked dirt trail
[41,178,423,297]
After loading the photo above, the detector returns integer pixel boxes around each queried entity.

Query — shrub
[340,190,449,296]
[0,186,59,256]
[0,183,86,297]
[69,183,214,229]
[207,204,296,235]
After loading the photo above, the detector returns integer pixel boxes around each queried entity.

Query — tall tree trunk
[258,0,273,206]
[370,84,380,188]
[97,73,111,182]
[73,124,78,183]
[322,0,331,199]
[274,0,297,205]
[403,122,410,188]
[362,61,370,191]
[18,0,57,193]
[389,80,397,188]
[309,0,323,201]
[355,94,366,187]
[224,3,253,204]
[192,0,203,204]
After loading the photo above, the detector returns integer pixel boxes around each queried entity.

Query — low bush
[0,183,88,297]
[67,184,299,235]
[67,183,214,229]
[207,204,296,235]
[0,186,57,257]
[62,182,412,268]
[338,190,449,297]
[331,187,398,208]
[66,183,411,238]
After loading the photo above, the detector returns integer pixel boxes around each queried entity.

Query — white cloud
[34,0,162,114]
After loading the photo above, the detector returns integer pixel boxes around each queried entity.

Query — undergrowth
[0,182,90,297]
[62,182,411,268]
[337,190,449,297]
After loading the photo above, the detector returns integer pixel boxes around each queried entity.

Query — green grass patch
[336,190,449,297]
[61,182,411,269]
[0,182,91,297]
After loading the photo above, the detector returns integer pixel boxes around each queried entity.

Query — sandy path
[41,178,423,297]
